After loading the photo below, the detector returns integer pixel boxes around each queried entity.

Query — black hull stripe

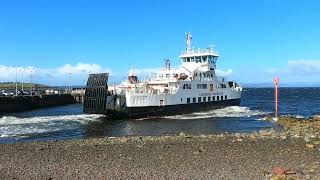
[107,98,241,119]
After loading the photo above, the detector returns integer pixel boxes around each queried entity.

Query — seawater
[0,88,319,144]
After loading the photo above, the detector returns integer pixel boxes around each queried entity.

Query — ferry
[83,33,242,118]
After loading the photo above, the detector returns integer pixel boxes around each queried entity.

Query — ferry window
[203,97,206,102]
[208,97,211,101]
[225,95,227,100]
[221,96,223,100]
[187,57,190,62]
[203,84,207,89]
[217,96,219,101]
[166,74,170,78]
[196,57,201,63]
[197,84,207,89]
[213,96,215,101]
[187,98,190,103]
[183,84,185,89]
[203,56,207,62]
[198,97,201,102]
[193,97,196,103]
[181,98,183,102]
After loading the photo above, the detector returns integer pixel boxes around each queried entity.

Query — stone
[293,134,300,138]
[179,132,186,137]
[314,115,320,121]
[313,140,320,145]
[272,166,285,175]
[270,175,286,180]
[284,169,296,175]
[280,135,287,140]
[193,151,200,155]
[199,147,205,152]
[236,138,243,142]
[306,144,315,149]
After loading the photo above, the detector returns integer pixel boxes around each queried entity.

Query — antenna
[186,32,192,52]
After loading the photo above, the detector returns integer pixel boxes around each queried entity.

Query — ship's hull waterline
[106,98,241,119]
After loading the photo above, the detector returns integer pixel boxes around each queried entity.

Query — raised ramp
[83,73,109,114]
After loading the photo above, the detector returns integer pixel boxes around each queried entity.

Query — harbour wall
[0,94,77,114]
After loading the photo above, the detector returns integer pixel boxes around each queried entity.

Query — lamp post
[68,73,72,93]
[30,68,33,96]
[21,68,24,92]
[15,66,18,96]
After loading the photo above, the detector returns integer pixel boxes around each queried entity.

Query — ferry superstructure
[83,33,242,118]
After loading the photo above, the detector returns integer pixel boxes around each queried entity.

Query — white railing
[180,48,219,56]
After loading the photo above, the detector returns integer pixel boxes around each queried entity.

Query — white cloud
[287,60,320,75]
[216,68,233,77]
[58,63,111,75]
[266,67,279,74]
[0,63,112,86]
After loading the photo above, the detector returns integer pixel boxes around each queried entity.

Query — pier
[0,94,77,114]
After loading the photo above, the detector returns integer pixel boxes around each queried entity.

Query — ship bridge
[179,33,219,73]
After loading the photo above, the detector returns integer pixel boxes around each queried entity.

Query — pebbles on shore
[0,115,319,179]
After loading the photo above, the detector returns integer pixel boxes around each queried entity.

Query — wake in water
[165,106,268,120]
[0,114,103,138]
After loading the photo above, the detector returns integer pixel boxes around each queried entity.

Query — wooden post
[274,76,280,119]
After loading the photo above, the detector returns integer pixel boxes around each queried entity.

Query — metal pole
[30,68,33,96]
[15,66,18,96]
[21,69,24,92]
[68,73,71,93]
[274,76,279,120]
[70,73,72,93]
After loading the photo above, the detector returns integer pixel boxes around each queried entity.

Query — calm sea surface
[1,88,319,144]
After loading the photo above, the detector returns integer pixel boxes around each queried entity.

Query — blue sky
[0,0,320,86]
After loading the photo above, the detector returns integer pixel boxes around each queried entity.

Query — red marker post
[273,76,280,120]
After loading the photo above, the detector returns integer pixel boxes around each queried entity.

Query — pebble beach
[1,116,320,180]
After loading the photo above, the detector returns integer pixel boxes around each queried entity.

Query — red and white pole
[273,76,280,120]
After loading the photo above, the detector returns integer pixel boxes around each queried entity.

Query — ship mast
[186,32,192,52]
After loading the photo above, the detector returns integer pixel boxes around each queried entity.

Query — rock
[179,132,186,137]
[137,144,143,148]
[284,169,296,175]
[273,166,285,175]
[293,134,300,138]
[199,147,205,152]
[306,144,315,149]
[237,138,243,142]
[304,137,310,142]
[235,133,241,137]
[280,135,287,140]
[193,151,199,155]
[270,175,286,180]
[313,140,320,145]
[314,115,320,121]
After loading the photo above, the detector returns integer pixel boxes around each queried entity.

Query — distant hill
[244,82,320,88]
[0,82,52,90]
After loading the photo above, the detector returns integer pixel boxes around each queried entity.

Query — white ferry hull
[127,98,241,118]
